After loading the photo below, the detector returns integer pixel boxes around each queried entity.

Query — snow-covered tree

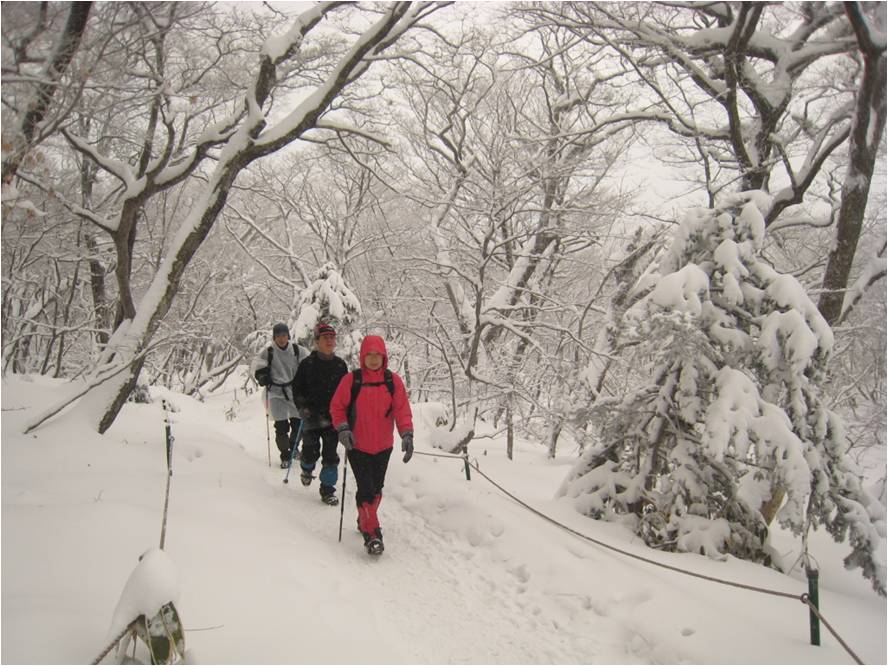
[1,1,93,183]
[291,262,362,365]
[387,11,634,444]
[19,2,446,435]
[559,191,886,595]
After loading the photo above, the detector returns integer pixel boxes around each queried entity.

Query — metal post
[162,400,173,476]
[160,400,174,550]
[806,567,820,646]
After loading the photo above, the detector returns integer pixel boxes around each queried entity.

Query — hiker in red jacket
[330,335,414,555]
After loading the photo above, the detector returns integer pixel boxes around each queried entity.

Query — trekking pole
[264,389,271,468]
[283,420,304,484]
[338,455,348,542]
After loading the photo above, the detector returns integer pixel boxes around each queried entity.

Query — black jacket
[292,352,348,430]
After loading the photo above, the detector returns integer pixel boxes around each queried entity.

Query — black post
[162,400,173,476]
[806,567,820,646]
[463,453,471,481]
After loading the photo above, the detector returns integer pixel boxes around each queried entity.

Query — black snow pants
[347,447,393,506]
[274,417,301,463]
[300,427,340,496]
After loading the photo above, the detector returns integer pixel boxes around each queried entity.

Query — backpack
[347,368,395,427]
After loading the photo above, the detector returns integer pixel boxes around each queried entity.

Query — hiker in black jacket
[292,322,349,505]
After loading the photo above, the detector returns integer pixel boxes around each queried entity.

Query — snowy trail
[173,438,597,664]
[2,376,885,664]
[161,393,636,663]
[166,423,761,664]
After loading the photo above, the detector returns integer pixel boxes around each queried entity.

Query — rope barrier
[466,460,798,599]
[415,449,866,664]
[412,450,467,460]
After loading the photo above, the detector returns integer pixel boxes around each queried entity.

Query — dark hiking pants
[274,417,301,463]
[300,427,340,496]
[347,447,393,506]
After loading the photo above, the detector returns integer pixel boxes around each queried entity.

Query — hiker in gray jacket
[251,323,309,467]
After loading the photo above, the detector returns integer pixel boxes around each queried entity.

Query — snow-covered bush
[292,262,363,365]
[242,262,364,369]
[560,192,886,595]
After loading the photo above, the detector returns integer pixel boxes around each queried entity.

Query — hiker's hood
[359,335,388,371]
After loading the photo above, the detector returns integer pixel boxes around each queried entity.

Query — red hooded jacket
[330,335,413,454]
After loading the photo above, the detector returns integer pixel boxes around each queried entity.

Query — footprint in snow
[508,563,531,583]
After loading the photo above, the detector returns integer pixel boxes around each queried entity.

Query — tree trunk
[78,141,111,346]
[547,420,562,459]
[96,165,244,433]
[817,4,887,325]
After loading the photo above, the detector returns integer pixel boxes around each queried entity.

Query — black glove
[254,367,271,387]
[298,407,311,420]
[401,431,414,463]
[337,426,354,451]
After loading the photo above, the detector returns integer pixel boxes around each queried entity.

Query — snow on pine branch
[561,190,886,594]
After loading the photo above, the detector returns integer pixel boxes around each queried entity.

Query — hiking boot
[300,470,314,487]
[321,494,339,506]
[365,537,384,556]
[280,460,290,469]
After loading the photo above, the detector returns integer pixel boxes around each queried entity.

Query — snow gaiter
[371,494,382,532]
[357,502,379,536]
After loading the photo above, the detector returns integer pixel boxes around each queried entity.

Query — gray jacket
[250,342,308,421]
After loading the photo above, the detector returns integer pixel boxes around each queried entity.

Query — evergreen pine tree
[292,262,362,363]
[560,192,886,594]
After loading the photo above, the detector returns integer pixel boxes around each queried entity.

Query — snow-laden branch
[255,3,446,154]
[60,128,138,194]
[260,2,345,63]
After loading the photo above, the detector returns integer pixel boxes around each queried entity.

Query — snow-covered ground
[2,373,885,664]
